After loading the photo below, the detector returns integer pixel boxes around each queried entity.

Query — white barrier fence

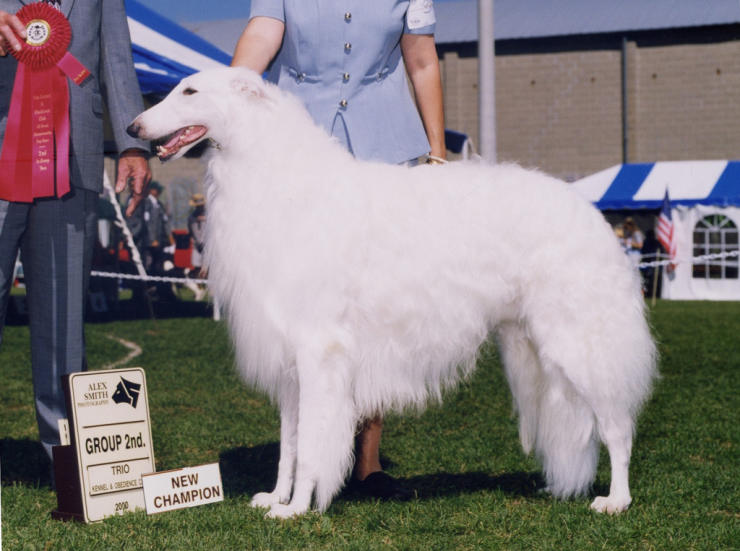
[636,250,739,269]
[90,270,207,285]
[82,249,739,286]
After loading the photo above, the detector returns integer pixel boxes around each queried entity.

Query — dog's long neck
[219,94,354,172]
[205,92,358,224]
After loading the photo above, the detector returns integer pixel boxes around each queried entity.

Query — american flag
[656,190,676,263]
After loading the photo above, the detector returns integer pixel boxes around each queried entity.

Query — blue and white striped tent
[572,161,740,300]
[125,0,230,96]
[571,160,740,210]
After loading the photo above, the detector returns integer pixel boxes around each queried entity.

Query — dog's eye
[183,87,198,96]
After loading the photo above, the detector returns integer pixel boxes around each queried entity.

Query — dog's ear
[231,75,269,101]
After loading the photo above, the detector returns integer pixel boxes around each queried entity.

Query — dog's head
[127,67,273,161]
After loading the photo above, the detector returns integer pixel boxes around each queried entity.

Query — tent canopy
[125,0,230,95]
[571,160,740,210]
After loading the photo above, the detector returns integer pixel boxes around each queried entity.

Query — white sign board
[66,368,155,522]
[142,463,224,514]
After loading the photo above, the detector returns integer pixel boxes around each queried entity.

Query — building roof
[434,0,740,44]
[183,0,740,54]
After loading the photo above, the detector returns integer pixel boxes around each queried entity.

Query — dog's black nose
[127,121,141,138]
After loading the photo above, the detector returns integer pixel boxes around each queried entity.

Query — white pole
[103,171,148,279]
[478,0,497,163]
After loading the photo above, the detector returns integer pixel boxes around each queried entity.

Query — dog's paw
[265,503,308,519]
[590,494,631,514]
[250,491,286,509]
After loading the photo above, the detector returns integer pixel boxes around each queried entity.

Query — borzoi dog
[128,67,657,519]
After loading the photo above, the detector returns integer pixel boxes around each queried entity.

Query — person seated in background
[621,217,644,251]
[620,217,645,269]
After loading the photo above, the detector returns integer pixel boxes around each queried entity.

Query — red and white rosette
[0,2,90,202]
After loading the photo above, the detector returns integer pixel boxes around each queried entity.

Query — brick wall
[439,25,740,181]
[632,39,740,163]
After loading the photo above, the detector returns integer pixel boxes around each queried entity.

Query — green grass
[1,301,738,550]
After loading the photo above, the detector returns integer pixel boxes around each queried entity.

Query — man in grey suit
[0,0,151,462]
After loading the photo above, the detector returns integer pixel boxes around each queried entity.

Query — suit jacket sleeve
[100,0,149,154]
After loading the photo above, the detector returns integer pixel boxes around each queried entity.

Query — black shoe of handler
[351,471,415,501]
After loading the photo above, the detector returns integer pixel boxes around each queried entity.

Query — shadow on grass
[219,443,547,503]
[0,438,52,488]
[219,443,280,498]
[3,295,213,326]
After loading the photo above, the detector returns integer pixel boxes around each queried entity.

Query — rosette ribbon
[0,2,90,202]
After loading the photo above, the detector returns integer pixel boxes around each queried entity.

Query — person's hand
[425,154,447,165]
[150,240,159,248]
[0,10,25,57]
[116,149,151,217]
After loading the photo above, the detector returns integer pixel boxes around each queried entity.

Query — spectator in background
[127,181,172,276]
[186,192,207,300]
[188,193,206,272]
[621,218,645,252]
[621,217,645,268]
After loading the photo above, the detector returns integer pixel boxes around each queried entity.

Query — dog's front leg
[250,377,299,509]
[265,346,357,519]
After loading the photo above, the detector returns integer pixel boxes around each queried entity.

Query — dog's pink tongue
[163,128,188,149]
[157,126,208,159]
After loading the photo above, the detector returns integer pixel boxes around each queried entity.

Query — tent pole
[103,170,156,320]
[651,252,660,307]
[478,0,496,163]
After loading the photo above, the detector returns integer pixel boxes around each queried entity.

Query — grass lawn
[1,301,737,550]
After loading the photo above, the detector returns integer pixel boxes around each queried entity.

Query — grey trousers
[0,188,97,459]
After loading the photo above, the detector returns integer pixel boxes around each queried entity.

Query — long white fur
[130,67,658,518]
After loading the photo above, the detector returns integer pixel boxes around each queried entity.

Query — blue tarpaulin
[126,0,230,95]
[571,161,740,210]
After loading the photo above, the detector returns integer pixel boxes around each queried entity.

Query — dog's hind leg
[251,376,299,509]
[590,412,634,514]
[497,321,543,454]
[265,345,357,518]
[498,321,599,498]
[533,362,600,500]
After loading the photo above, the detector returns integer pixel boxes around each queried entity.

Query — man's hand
[0,10,25,57]
[116,149,152,216]
[116,148,151,217]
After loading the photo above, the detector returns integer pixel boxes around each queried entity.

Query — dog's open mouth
[155,125,208,160]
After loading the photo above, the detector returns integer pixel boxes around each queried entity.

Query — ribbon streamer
[0,2,90,202]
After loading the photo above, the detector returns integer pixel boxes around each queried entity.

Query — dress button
[344,12,352,21]
[343,72,350,82]
[339,99,348,108]
[344,42,352,52]
[297,73,305,82]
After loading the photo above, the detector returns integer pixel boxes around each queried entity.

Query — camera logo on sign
[112,377,142,408]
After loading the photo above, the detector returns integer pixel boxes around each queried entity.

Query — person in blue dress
[232,0,446,499]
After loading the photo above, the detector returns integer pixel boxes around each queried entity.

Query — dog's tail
[497,322,599,498]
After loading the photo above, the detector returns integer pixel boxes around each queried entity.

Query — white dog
[128,67,657,519]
